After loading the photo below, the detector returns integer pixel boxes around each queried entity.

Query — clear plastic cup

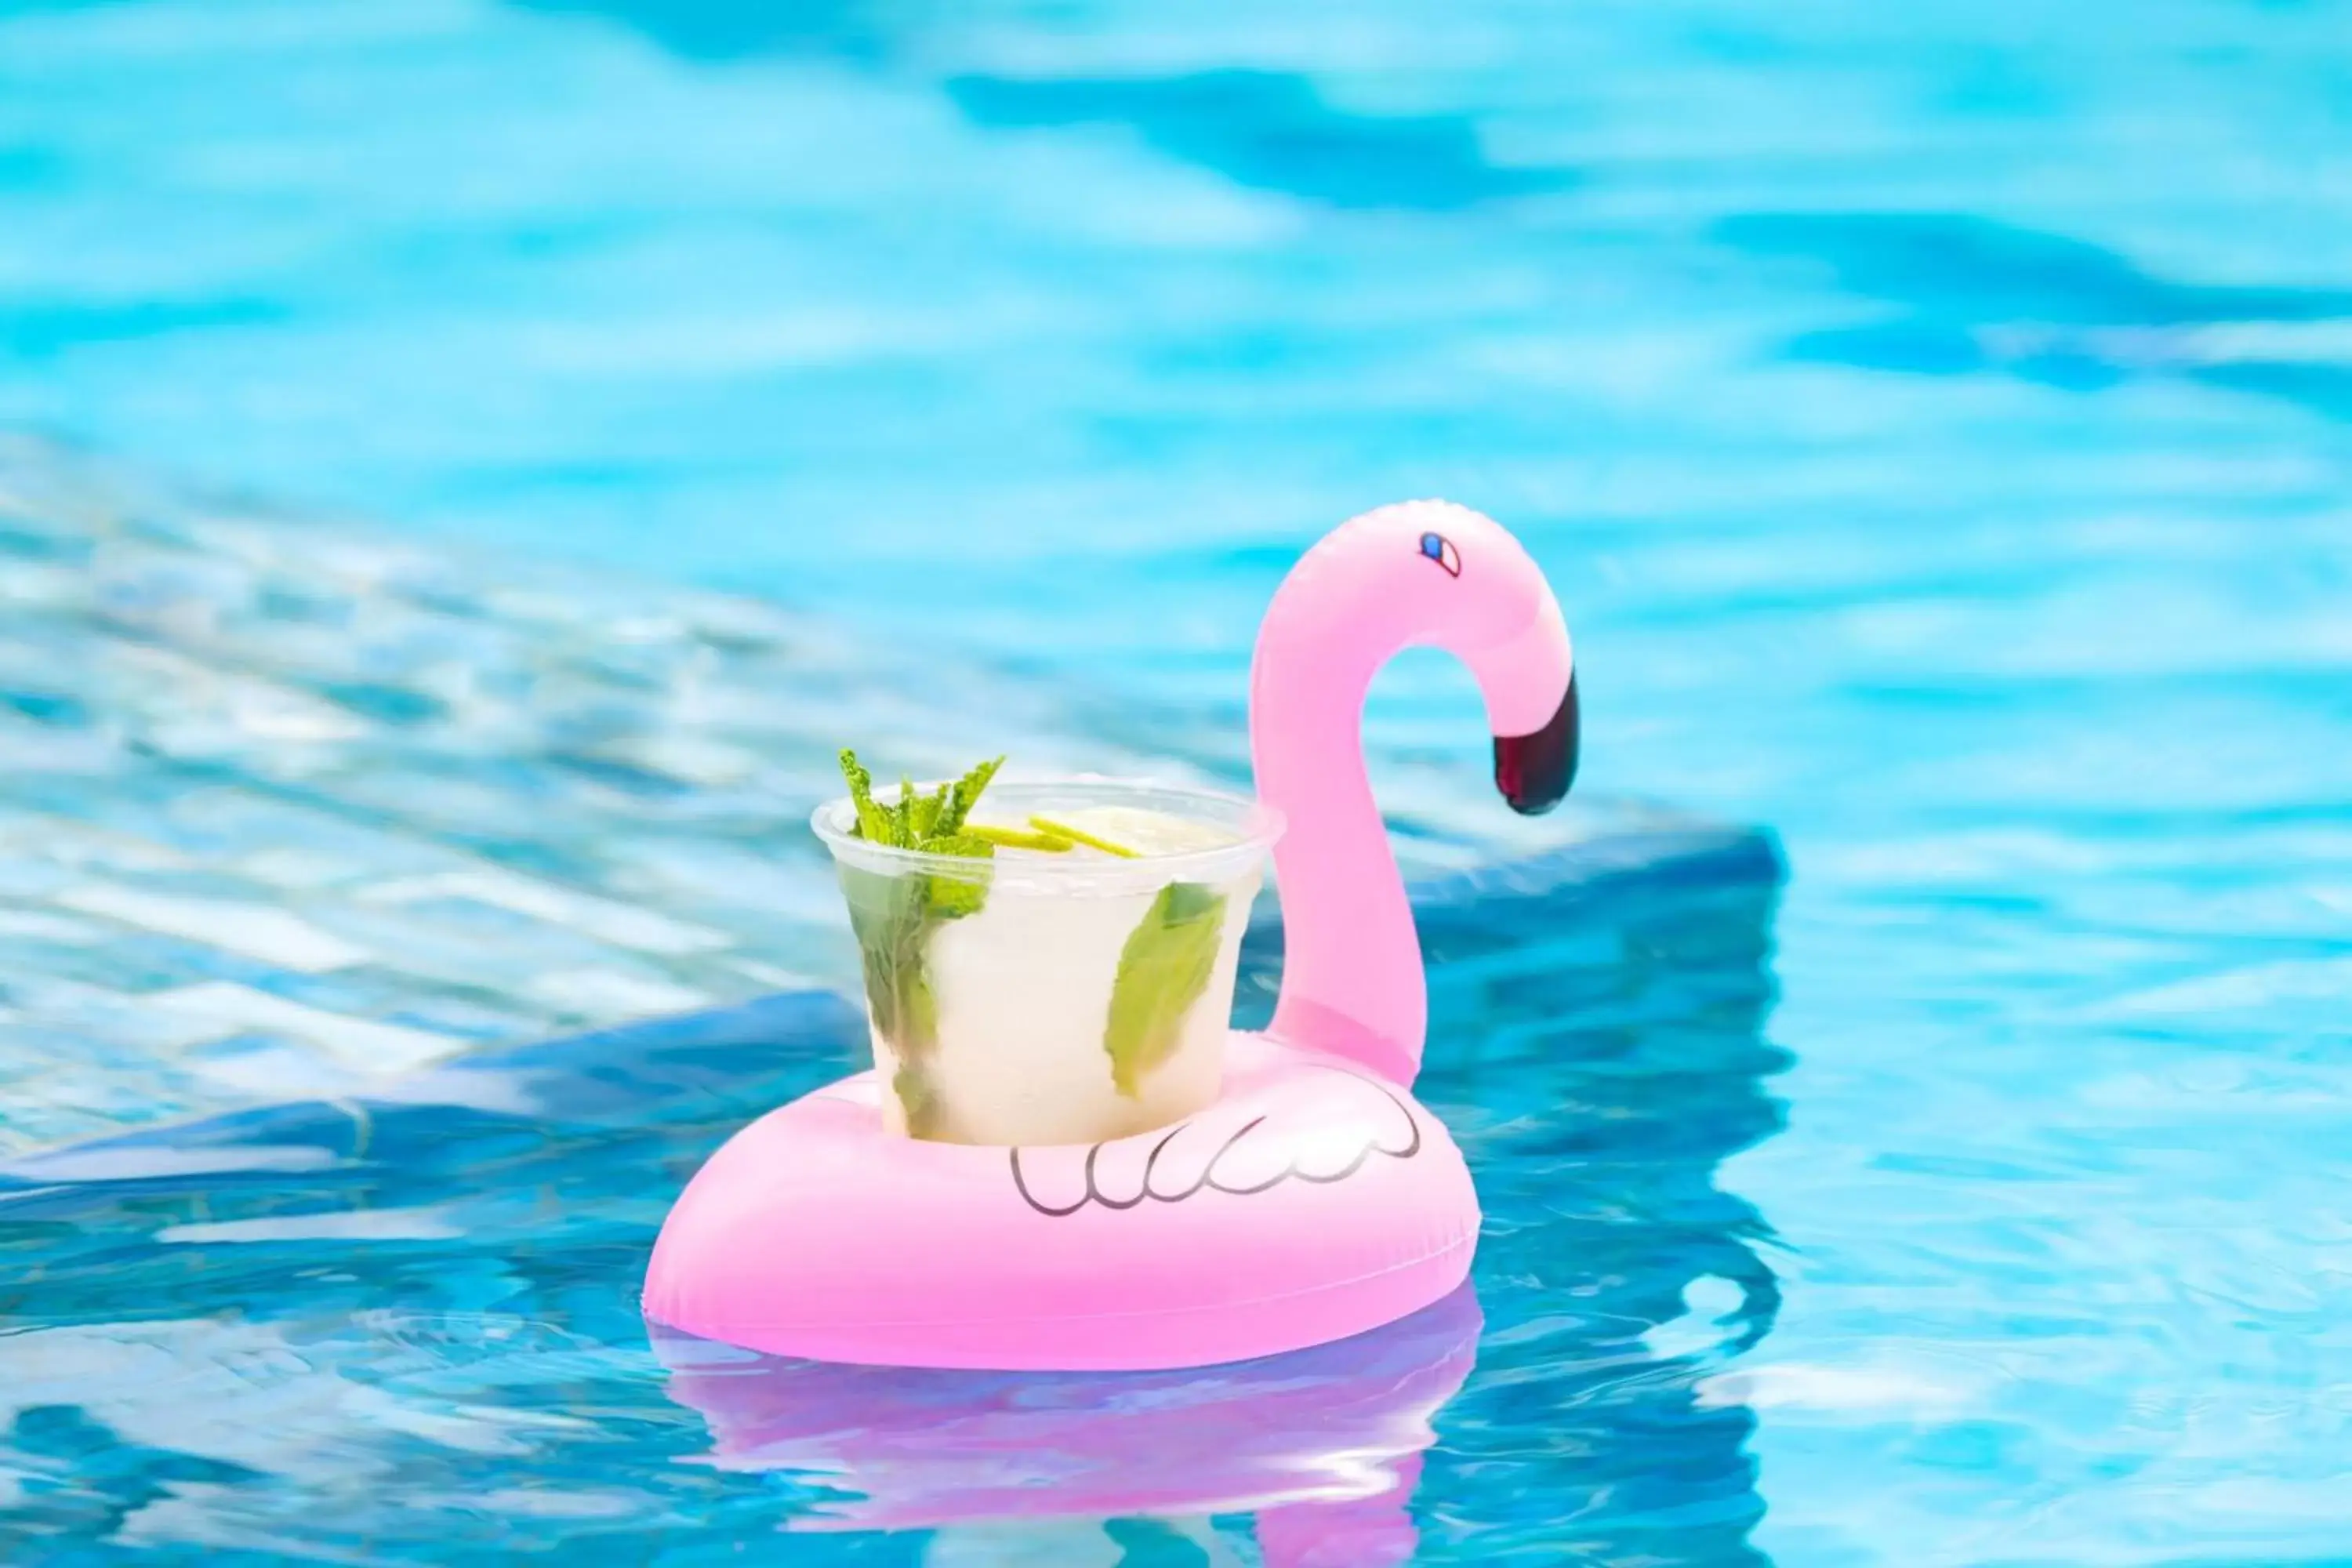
[812,779,1282,1146]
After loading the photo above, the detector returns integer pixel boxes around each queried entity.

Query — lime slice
[1044,805,1240,857]
[966,822,1076,852]
[1027,814,1142,858]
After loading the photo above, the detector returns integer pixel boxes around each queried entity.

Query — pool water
[2,0,2350,1563]
[1,831,1781,1564]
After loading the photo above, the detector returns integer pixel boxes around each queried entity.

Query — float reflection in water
[653,1281,1479,1559]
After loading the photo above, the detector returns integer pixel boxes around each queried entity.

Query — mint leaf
[909,781,949,841]
[919,833,996,919]
[893,1061,946,1140]
[892,774,918,847]
[839,749,897,843]
[839,863,938,1051]
[1103,880,1229,1097]
[936,754,1004,837]
[917,831,996,858]
[844,861,952,1133]
[835,748,1015,1134]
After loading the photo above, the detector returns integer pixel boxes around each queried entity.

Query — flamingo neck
[1248,632,1425,1087]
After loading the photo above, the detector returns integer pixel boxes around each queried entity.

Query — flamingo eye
[1419,532,1461,577]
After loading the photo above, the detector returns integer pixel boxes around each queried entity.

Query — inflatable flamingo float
[643,499,1577,1370]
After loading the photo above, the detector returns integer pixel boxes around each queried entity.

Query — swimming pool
[2,0,2349,1561]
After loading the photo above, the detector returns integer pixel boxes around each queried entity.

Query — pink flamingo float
[643,499,1576,1370]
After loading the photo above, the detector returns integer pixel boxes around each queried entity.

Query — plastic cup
[812,779,1281,1146]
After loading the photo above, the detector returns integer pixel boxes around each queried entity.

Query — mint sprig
[843,750,1004,855]
[837,749,1005,1135]
[1103,880,1229,1097]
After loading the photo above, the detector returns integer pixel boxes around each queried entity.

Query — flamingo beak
[1493,670,1578,815]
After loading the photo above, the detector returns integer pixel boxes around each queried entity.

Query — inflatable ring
[643,500,1578,1370]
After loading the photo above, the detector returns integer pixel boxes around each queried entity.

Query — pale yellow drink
[815,782,1280,1145]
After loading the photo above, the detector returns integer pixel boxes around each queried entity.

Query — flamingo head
[1347,499,1579,815]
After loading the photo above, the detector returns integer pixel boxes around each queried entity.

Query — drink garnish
[837,748,1007,1134]
[1027,815,1140,858]
[1104,881,1229,1096]
[966,823,1077,852]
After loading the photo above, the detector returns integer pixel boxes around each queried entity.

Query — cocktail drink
[814,755,1280,1146]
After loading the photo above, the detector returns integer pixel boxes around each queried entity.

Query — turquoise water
[3,0,2351,1562]
[1,836,1784,1563]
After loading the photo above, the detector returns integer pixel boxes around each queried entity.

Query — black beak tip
[1493,672,1579,816]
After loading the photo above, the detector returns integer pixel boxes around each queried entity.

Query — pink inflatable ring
[642,500,1577,1370]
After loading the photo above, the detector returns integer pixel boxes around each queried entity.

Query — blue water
[3,0,2351,1563]
[1,834,1781,1563]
